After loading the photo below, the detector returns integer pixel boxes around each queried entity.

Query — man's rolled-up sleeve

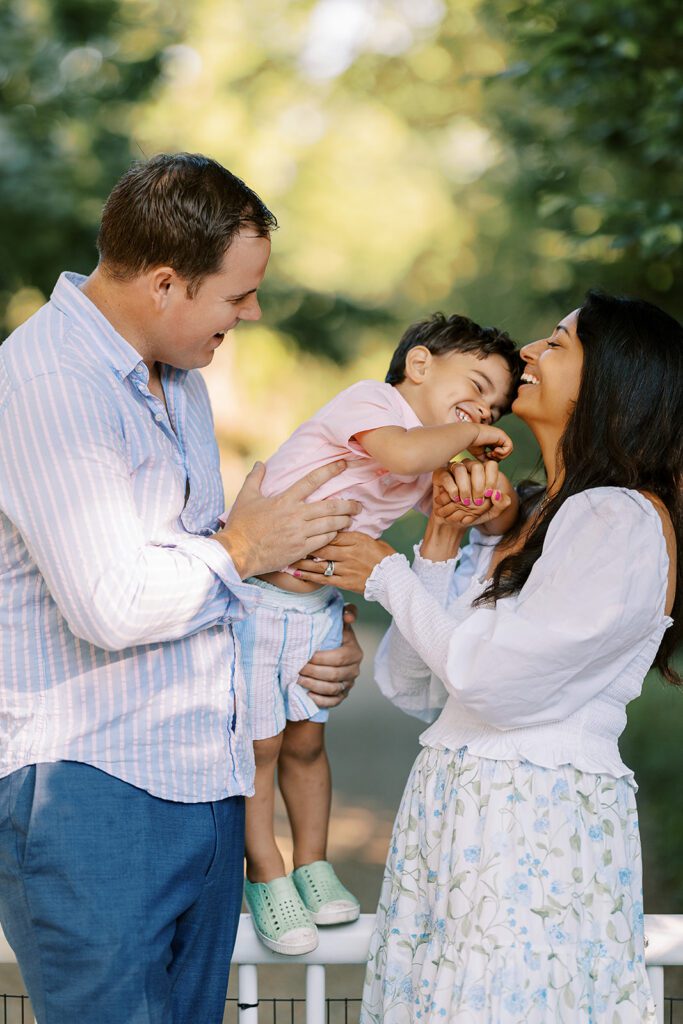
[0,372,260,651]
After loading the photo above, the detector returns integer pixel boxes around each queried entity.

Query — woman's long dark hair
[475,290,683,684]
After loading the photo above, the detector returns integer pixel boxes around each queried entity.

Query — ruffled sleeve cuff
[411,542,459,606]
[364,552,410,606]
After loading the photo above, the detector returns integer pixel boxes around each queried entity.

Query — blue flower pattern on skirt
[361,746,656,1023]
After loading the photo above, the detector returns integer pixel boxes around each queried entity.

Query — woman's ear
[403,345,432,384]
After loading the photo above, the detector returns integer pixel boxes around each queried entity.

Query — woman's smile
[519,371,540,386]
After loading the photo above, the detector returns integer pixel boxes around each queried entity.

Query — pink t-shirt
[261,380,433,538]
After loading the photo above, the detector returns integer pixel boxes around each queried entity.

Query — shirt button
[155,412,164,422]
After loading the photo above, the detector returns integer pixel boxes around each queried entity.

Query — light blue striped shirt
[0,272,261,802]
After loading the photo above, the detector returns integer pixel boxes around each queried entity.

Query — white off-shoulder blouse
[367,487,673,779]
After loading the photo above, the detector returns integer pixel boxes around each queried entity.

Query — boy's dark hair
[97,153,277,295]
[385,312,522,412]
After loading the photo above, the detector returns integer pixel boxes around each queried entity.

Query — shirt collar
[389,382,425,428]
[51,272,151,381]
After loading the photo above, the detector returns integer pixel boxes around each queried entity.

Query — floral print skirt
[361,745,655,1023]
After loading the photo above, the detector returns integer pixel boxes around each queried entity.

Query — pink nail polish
[484,488,493,498]
[474,498,484,506]
[462,498,470,506]
[494,491,501,501]
[293,570,302,578]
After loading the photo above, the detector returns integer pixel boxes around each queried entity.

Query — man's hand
[214,461,362,579]
[297,605,363,708]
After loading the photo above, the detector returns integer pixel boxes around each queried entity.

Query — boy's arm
[355,421,512,476]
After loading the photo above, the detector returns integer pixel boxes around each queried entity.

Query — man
[0,153,363,1023]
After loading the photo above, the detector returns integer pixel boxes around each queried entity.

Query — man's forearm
[71,541,244,650]
[211,528,253,581]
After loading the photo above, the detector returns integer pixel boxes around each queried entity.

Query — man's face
[154,230,271,370]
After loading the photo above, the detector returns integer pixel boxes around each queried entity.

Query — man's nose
[239,295,262,322]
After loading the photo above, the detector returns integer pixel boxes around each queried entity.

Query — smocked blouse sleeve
[366,489,669,730]
[372,534,490,720]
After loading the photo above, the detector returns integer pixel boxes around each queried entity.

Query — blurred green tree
[481,0,683,314]
[621,669,683,910]
[0,0,184,334]
[135,0,516,364]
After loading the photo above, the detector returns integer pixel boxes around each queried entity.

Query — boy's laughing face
[412,350,516,427]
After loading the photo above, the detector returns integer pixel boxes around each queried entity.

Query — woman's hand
[292,533,395,594]
[433,459,512,528]
[418,469,469,562]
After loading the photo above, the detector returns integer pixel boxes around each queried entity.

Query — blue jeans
[0,761,245,1024]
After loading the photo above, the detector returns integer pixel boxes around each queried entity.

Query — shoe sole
[253,925,319,956]
[310,905,360,926]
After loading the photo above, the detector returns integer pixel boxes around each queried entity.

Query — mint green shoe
[244,875,318,955]
[291,861,360,925]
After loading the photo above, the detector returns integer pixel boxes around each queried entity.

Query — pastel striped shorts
[235,579,345,741]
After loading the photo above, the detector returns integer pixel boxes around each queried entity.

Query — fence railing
[2,913,683,1023]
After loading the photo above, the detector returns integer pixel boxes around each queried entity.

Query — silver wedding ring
[323,560,335,577]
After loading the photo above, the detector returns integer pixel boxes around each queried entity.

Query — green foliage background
[1,0,681,908]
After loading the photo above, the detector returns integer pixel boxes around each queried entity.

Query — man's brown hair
[97,153,277,295]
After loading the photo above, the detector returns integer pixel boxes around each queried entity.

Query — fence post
[238,964,259,1024]
[647,965,664,1024]
[305,964,326,1024]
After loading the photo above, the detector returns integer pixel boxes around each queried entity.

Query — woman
[294,291,682,1022]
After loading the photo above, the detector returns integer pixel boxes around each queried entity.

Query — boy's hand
[467,424,513,462]
[433,460,512,527]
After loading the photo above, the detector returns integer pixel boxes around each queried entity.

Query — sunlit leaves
[0,0,186,325]
[482,0,683,305]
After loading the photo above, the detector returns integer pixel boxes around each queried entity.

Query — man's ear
[146,267,179,312]
[403,345,432,384]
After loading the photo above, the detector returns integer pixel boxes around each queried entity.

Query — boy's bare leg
[278,720,331,868]
[245,733,287,882]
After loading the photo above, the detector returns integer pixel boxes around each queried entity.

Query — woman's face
[512,308,584,433]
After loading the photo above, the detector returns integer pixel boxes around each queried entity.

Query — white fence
[2,913,683,1023]
[233,913,683,1024]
